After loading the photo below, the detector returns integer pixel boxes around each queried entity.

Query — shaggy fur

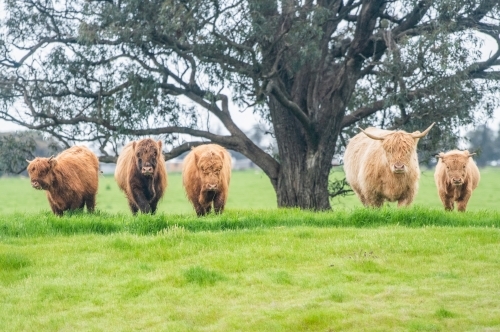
[26,146,99,216]
[343,124,434,207]
[434,150,480,212]
[115,138,167,214]
[182,144,231,216]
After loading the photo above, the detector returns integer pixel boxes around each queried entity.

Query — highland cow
[182,144,231,216]
[434,150,480,212]
[26,146,99,216]
[343,123,435,207]
[115,138,167,214]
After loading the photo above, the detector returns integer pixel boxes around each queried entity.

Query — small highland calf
[434,150,480,212]
[115,138,167,214]
[26,146,99,216]
[182,144,231,216]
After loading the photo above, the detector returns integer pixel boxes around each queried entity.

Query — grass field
[0,167,498,214]
[1,168,500,331]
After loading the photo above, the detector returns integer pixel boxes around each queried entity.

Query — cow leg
[149,198,159,215]
[439,191,454,211]
[196,192,214,216]
[194,203,208,217]
[351,185,368,206]
[128,200,139,215]
[47,193,64,216]
[365,194,384,208]
[398,185,418,207]
[51,204,64,216]
[213,193,226,214]
[85,195,96,213]
[131,192,151,214]
[397,193,414,207]
[77,200,86,210]
[456,190,472,212]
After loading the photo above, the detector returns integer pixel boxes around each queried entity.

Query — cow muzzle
[31,181,43,190]
[452,178,463,185]
[204,183,218,192]
[392,163,406,174]
[141,166,154,176]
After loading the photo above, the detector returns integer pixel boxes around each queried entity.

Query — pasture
[1,168,500,331]
[1,167,499,214]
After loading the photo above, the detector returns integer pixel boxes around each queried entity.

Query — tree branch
[268,81,311,130]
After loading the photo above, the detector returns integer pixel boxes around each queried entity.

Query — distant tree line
[0,132,61,176]
[467,124,500,167]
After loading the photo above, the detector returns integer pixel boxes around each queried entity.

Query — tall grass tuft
[183,266,227,286]
[0,253,31,270]
[1,206,499,238]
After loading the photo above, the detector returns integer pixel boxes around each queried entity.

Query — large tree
[0,0,499,209]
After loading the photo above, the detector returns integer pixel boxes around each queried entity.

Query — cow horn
[468,152,476,157]
[26,159,33,163]
[411,122,435,139]
[357,127,386,140]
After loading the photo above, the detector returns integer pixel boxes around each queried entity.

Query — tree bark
[268,97,337,210]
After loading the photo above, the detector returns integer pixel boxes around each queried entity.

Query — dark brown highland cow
[26,146,99,216]
[115,138,167,214]
[182,144,231,216]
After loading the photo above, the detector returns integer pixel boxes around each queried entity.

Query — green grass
[1,224,500,331]
[1,207,500,237]
[1,167,498,215]
[1,169,500,331]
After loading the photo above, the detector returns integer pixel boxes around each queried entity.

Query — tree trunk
[269,97,338,210]
[276,152,332,210]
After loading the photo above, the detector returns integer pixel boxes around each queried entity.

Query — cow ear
[435,152,444,159]
[193,150,199,164]
[49,156,57,168]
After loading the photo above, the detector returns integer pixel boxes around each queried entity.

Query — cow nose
[452,177,462,184]
[393,163,405,172]
[208,184,218,190]
[31,180,38,186]
[142,166,153,174]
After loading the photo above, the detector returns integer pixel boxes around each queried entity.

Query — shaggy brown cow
[115,138,167,214]
[434,150,480,212]
[343,123,435,207]
[182,144,231,216]
[26,146,99,216]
